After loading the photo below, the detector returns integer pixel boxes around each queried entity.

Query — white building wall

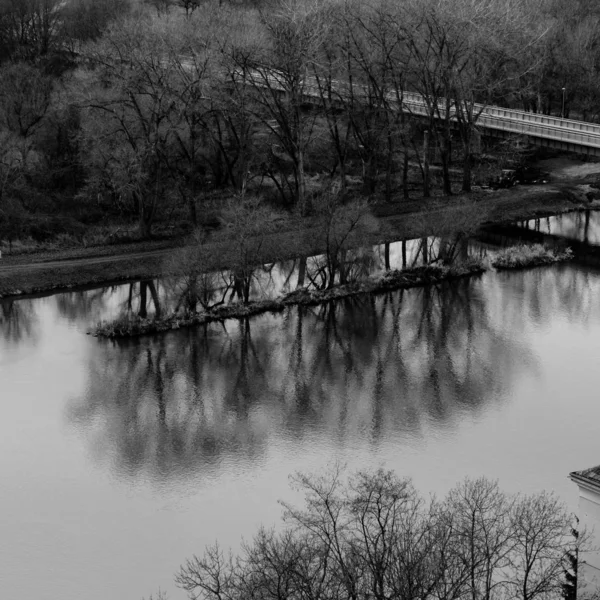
[578,486,600,595]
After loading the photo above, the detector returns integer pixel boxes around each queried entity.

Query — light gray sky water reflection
[1,264,600,600]
[521,210,600,244]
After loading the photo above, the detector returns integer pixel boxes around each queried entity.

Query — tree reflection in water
[1,286,115,346]
[0,298,38,345]
[67,270,553,484]
[521,210,600,245]
[55,287,116,322]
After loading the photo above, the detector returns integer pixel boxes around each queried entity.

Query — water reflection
[67,275,542,484]
[0,236,487,349]
[55,288,116,322]
[520,210,600,245]
[0,298,38,345]
[5,230,600,488]
[4,231,600,600]
[86,237,487,326]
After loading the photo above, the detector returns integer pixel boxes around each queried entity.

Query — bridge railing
[394,92,600,149]
[241,69,600,149]
[476,112,600,148]
[478,104,600,134]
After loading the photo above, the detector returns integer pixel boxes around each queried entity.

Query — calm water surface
[1,259,600,599]
[521,210,600,243]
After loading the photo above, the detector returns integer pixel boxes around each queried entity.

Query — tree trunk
[440,135,452,195]
[362,157,377,195]
[462,133,472,192]
[148,281,161,318]
[139,215,152,238]
[384,243,390,271]
[188,274,198,312]
[188,194,198,228]
[339,249,347,284]
[339,160,347,195]
[138,196,153,239]
[423,130,430,198]
[297,256,306,288]
[139,281,148,318]
[458,235,469,261]
[385,130,394,202]
[584,210,590,244]
[243,277,250,304]
[403,152,409,200]
[297,150,307,216]
[421,237,428,264]
[233,272,245,303]
[326,253,337,289]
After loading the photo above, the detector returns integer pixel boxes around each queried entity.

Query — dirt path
[1,160,598,298]
[0,247,171,275]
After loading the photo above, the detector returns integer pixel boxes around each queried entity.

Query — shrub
[491,244,572,270]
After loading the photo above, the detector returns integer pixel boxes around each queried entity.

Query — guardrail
[242,69,600,151]
[400,96,600,149]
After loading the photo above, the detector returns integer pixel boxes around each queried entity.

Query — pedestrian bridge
[241,70,600,156]
[401,91,600,156]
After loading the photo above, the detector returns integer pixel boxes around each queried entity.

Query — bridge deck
[401,92,600,154]
[245,71,600,154]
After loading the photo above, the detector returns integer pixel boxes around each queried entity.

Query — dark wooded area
[1,0,599,250]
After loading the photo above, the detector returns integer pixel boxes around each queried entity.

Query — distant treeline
[1,0,599,243]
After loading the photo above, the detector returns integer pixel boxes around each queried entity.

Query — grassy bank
[93,244,572,338]
[0,182,591,300]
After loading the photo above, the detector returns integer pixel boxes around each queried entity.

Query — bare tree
[449,0,545,191]
[219,195,283,304]
[0,0,65,61]
[176,543,240,600]
[78,16,189,237]
[0,62,53,210]
[0,62,53,138]
[340,1,408,198]
[61,0,132,55]
[230,0,332,214]
[0,131,25,206]
[508,492,575,600]
[442,478,515,600]
[400,0,457,197]
[306,190,378,289]
[176,469,579,600]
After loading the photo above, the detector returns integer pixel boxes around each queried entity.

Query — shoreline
[0,181,596,300]
[93,245,573,339]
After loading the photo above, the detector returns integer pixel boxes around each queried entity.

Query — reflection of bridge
[245,71,600,155]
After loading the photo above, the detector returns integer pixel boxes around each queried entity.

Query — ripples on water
[1,239,600,600]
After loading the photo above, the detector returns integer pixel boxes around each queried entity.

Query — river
[1,224,600,600]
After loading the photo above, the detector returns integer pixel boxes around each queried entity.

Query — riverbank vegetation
[172,468,586,600]
[92,239,572,338]
[493,243,573,270]
[2,0,600,252]
[93,262,486,337]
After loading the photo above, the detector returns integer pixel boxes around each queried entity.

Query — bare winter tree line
[1,0,600,243]
[73,0,541,233]
[172,468,592,600]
